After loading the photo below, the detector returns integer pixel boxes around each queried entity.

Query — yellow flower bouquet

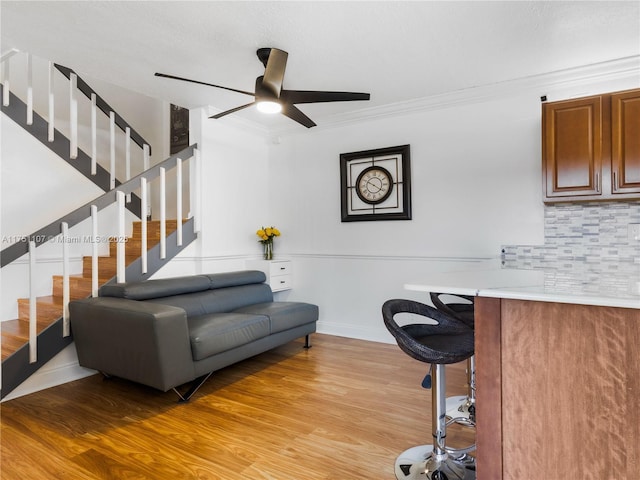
[256,226,281,260]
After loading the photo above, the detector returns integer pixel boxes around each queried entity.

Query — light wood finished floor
[0,334,475,479]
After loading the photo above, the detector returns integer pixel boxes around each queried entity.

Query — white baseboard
[316,320,395,345]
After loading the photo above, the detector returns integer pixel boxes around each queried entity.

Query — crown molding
[268,55,640,138]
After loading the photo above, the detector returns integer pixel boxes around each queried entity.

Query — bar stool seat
[383,299,476,480]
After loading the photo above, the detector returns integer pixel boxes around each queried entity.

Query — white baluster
[61,222,70,337]
[143,144,151,223]
[26,53,33,125]
[125,127,131,202]
[160,167,166,259]
[91,205,99,297]
[70,73,78,159]
[176,157,183,246]
[143,143,150,171]
[141,178,148,274]
[193,149,201,233]
[48,61,54,141]
[110,112,116,189]
[117,191,126,283]
[28,240,37,363]
[0,48,19,105]
[91,93,97,175]
[2,57,10,107]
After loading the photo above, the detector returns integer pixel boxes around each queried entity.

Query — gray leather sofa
[69,270,318,401]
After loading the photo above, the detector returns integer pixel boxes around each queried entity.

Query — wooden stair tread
[17,295,62,306]
[1,318,53,360]
[52,274,112,285]
[2,319,31,336]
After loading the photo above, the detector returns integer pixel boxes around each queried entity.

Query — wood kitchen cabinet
[542,87,640,203]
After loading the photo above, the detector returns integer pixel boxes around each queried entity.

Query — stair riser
[108,239,163,257]
[52,276,96,299]
[82,257,117,278]
[132,220,181,236]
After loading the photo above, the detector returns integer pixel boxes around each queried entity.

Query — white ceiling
[2,1,639,131]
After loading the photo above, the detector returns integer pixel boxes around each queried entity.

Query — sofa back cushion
[144,283,274,317]
[204,270,266,289]
[98,271,269,302]
[99,275,211,300]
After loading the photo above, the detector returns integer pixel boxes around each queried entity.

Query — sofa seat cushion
[233,302,319,334]
[187,313,269,361]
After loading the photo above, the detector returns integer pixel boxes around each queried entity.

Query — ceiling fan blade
[261,48,288,97]
[155,72,255,97]
[209,102,256,119]
[281,104,316,128]
[281,89,370,104]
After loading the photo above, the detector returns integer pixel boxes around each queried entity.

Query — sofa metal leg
[173,372,213,403]
[304,334,312,349]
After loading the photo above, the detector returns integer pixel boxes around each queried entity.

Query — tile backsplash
[502,201,640,264]
[501,202,640,297]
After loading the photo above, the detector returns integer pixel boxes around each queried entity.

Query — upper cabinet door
[611,89,640,194]
[543,95,603,199]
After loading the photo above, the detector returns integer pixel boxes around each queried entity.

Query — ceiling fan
[155,47,370,128]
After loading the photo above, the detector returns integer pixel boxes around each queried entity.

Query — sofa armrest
[70,297,196,392]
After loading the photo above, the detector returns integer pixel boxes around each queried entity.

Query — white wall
[191,108,272,259]
[262,90,543,342]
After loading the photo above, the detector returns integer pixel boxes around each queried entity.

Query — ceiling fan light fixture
[256,100,282,114]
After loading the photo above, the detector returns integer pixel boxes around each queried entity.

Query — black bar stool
[430,292,476,425]
[382,299,476,480]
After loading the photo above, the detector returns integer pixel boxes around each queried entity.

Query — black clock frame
[340,144,412,222]
[355,165,394,205]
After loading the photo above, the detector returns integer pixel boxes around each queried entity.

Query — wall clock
[340,145,411,222]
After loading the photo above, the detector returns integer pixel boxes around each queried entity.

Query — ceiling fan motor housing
[256,48,273,67]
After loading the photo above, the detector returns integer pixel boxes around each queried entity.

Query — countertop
[405,257,640,310]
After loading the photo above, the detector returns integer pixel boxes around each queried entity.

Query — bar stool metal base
[445,395,475,426]
[395,445,476,480]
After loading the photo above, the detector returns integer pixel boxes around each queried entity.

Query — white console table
[246,259,292,292]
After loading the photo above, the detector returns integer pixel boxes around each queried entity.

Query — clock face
[356,166,393,204]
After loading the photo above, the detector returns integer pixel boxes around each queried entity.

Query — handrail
[0,144,196,268]
[0,83,143,217]
[54,64,152,154]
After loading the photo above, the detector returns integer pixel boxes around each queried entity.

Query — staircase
[2,219,184,362]
[1,50,200,399]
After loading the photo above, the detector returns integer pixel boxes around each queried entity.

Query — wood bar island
[406,259,640,480]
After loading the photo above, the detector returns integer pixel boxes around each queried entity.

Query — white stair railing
[1,50,153,193]
[1,48,198,366]
[13,145,198,363]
